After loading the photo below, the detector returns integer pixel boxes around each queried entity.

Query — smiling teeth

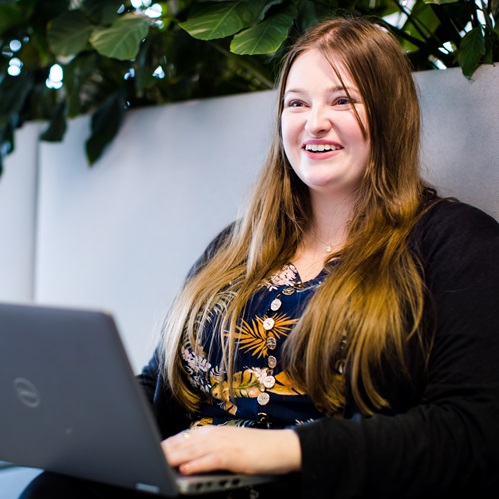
[305,144,340,152]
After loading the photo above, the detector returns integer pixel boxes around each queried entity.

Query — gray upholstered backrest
[2,65,497,372]
[416,65,499,221]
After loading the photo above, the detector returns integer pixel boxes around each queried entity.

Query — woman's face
[281,48,371,199]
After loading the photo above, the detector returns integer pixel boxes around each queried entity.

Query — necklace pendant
[325,244,332,253]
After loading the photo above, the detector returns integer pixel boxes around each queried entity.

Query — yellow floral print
[210,368,262,414]
[207,367,307,415]
[233,313,299,358]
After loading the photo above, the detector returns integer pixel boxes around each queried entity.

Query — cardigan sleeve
[294,201,499,499]
[136,346,192,439]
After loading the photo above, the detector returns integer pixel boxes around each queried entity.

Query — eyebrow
[284,85,359,96]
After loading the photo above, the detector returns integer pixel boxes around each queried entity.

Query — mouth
[304,143,342,153]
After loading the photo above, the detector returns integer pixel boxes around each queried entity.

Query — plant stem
[479,0,494,33]
[379,19,454,67]
[392,0,445,48]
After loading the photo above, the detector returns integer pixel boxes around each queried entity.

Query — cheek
[280,117,289,143]
[360,137,371,164]
[280,118,298,159]
[355,140,371,182]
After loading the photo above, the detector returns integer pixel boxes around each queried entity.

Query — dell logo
[14,377,41,408]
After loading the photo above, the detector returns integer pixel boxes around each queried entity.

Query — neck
[309,206,352,252]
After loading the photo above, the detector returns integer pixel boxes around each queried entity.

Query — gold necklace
[315,234,341,253]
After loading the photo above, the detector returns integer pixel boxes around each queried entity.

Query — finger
[162,429,198,453]
[178,452,227,475]
[162,435,213,467]
[163,425,219,451]
[161,438,194,465]
[165,429,192,447]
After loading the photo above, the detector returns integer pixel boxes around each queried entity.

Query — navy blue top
[181,262,341,428]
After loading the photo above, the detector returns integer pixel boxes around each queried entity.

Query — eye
[334,97,353,107]
[285,99,305,108]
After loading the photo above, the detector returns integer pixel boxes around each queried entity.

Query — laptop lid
[0,302,278,496]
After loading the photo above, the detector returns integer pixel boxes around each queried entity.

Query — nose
[305,105,332,136]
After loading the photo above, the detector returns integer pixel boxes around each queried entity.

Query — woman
[139,14,499,499]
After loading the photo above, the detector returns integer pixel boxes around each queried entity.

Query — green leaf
[457,26,485,78]
[83,0,121,25]
[16,41,41,71]
[0,73,34,126]
[89,13,150,61]
[47,10,94,57]
[399,0,440,52]
[0,119,14,156]
[63,52,102,118]
[230,10,295,55]
[85,91,126,165]
[179,1,265,41]
[0,4,23,36]
[0,120,15,177]
[261,0,285,17]
[0,70,32,176]
[132,34,155,98]
[40,100,67,142]
[297,0,332,31]
[482,27,497,64]
[424,0,459,4]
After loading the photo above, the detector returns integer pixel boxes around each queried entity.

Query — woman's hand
[161,426,301,476]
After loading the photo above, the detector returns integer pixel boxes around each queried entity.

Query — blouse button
[262,317,274,331]
[257,392,270,406]
[282,287,295,296]
[266,337,277,350]
[263,375,276,389]
[270,298,282,311]
[267,355,277,369]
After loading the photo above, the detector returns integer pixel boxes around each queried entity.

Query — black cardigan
[137,200,499,499]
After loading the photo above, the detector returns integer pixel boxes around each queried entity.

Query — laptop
[0,302,280,496]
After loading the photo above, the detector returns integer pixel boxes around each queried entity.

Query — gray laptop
[0,302,279,496]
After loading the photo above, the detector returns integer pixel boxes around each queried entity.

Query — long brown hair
[161,15,431,415]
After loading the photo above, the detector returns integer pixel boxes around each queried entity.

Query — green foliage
[47,11,95,57]
[89,13,151,60]
[230,4,297,55]
[178,1,266,40]
[0,0,498,173]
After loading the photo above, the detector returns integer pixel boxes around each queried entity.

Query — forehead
[284,48,357,91]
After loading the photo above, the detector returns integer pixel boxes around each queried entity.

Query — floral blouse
[180,261,345,429]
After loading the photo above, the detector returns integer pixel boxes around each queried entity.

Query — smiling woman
[135,15,499,499]
[12,13,499,499]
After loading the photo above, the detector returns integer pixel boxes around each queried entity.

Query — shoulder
[411,199,499,286]
[413,199,499,254]
[418,198,497,229]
